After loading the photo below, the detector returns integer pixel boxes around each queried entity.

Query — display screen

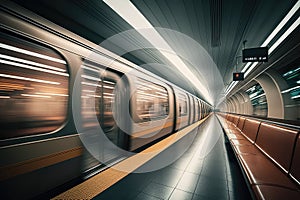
[242,47,268,62]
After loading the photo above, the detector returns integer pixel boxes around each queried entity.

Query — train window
[102,78,116,132]
[277,61,300,120]
[133,79,169,122]
[245,83,268,117]
[194,99,199,120]
[178,93,188,116]
[0,31,68,139]
[81,64,103,129]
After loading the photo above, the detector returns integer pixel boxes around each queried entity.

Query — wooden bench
[217,113,300,199]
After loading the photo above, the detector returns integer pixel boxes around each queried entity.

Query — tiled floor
[94,114,251,200]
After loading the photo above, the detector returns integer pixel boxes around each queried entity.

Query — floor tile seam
[169,125,206,172]
[169,122,209,194]
[166,187,177,200]
[150,179,178,189]
[193,141,228,196]
[183,169,201,176]
[219,130,232,194]
[138,191,164,200]
[190,161,205,196]
[167,187,195,200]
[162,117,214,199]
[173,185,198,195]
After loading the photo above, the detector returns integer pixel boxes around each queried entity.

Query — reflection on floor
[94,115,251,200]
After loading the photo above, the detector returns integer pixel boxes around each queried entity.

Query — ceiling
[11,0,298,105]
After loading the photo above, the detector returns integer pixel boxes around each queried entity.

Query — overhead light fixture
[281,85,300,93]
[103,0,213,104]
[225,1,300,96]
[250,93,265,101]
[291,94,300,99]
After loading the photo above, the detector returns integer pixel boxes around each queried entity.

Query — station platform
[54,114,251,200]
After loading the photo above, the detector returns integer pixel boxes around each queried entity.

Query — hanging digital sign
[242,47,268,62]
[233,72,244,81]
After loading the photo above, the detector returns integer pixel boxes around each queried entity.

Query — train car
[0,1,212,199]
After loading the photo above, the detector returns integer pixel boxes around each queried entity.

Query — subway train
[0,1,211,199]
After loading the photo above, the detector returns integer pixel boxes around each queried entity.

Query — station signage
[242,47,268,62]
[233,72,244,81]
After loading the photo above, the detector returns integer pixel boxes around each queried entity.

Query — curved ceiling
[11,0,298,104]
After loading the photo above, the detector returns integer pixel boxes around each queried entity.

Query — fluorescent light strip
[0,96,10,99]
[243,16,300,78]
[36,92,68,97]
[81,82,101,87]
[83,89,95,93]
[103,96,114,99]
[0,73,60,85]
[249,91,259,99]
[103,85,114,89]
[246,85,256,93]
[81,75,101,82]
[21,94,51,98]
[244,62,258,77]
[226,1,300,96]
[281,85,300,93]
[261,1,300,46]
[291,94,300,99]
[225,81,237,94]
[156,91,168,96]
[269,16,300,54]
[103,0,212,104]
[250,93,265,100]
[0,59,69,77]
[297,80,300,84]
[0,43,66,64]
[283,67,300,77]
[241,62,252,73]
[0,54,66,72]
[82,65,100,73]
[139,83,165,92]
[87,94,101,98]
[104,80,116,85]
[138,92,168,99]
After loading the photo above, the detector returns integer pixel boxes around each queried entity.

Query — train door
[200,101,203,119]
[100,71,126,148]
[174,89,189,130]
[194,98,199,121]
[188,95,195,124]
[81,63,128,172]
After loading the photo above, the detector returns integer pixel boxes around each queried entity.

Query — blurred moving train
[0,1,211,199]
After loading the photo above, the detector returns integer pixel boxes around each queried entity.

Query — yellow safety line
[52,117,209,200]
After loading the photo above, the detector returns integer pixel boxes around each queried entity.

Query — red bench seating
[218,113,300,199]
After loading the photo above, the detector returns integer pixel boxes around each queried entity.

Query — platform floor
[93,115,251,200]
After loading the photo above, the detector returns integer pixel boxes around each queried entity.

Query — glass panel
[0,31,68,139]
[134,79,169,122]
[178,93,188,116]
[245,83,268,117]
[195,98,199,120]
[103,79,116,132]
[280,65,300,101]
[81,64,103,129]
[276,60,300,120]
